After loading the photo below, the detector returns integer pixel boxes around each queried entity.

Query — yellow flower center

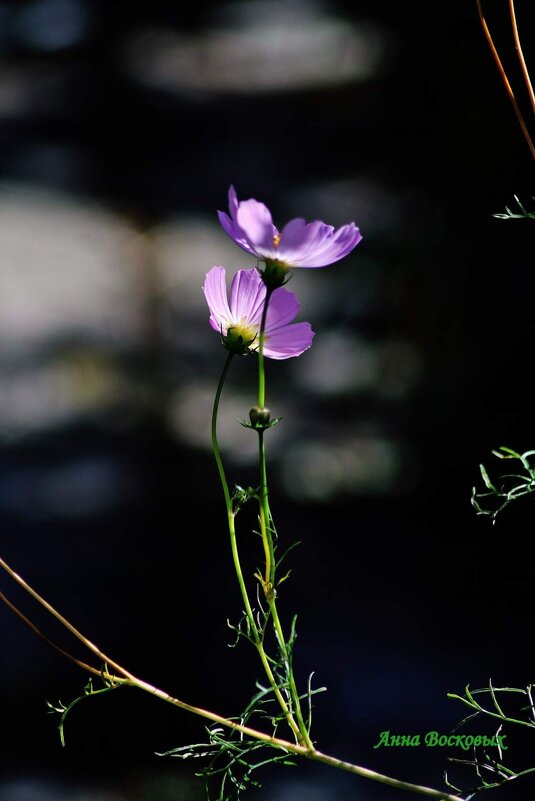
[223,317,272,354]
[230,321,258,344]
[273,232,281,248]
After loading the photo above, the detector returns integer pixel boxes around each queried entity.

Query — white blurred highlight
[0,186,143,354]
[123,0,384,95]
[280,434,403,501]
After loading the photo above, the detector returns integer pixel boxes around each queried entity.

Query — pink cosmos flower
[203,266,314,359]
[218,185,362,269]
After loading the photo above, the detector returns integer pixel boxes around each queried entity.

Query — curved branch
[476,0,535,159]
[0,555,465,801]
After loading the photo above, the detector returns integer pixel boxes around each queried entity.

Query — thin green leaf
[480,464,497,491]
[488,680,506,718]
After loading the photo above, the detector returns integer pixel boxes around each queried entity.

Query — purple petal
[217,187,258,256]
[295,223,363,268]
[264,286,300,332]
[278,219,334,264]
[217,210,257,257]
[263,322,314,360]
[203,266,231,329]
[217,209,239,240]
[228,185,239,221]
[229,268,266,324]
[236,199,278,254]
[218,186,362,270]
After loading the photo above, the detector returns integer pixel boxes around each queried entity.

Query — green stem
[257,288,274,591]
[228,511,259,642]
[211,352,258,642]
[211,351,235,512]
[256,286,314,750]
[270,600,313,747]
[210,350,304,743]
[257,287,272,408]
[258,430,274,587]
[256,642,304,744]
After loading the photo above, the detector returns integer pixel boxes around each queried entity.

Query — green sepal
[260,260,292,289]
[238,416,282,431]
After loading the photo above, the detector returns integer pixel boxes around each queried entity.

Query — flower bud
[249,406,271,427]
[220,327,257,356]
[261,260,291,289]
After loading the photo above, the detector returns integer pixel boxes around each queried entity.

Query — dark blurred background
[1,1,534,799]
